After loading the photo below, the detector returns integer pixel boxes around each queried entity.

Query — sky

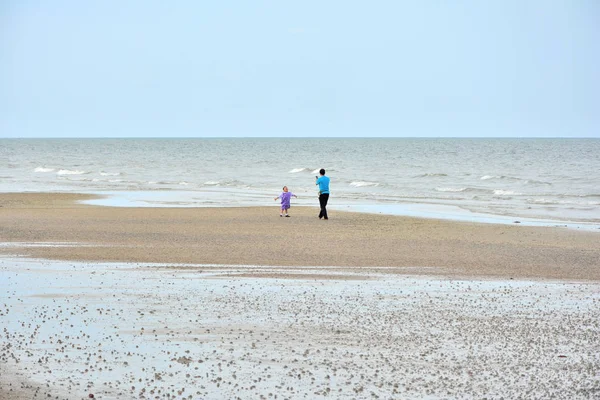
[1,1,599,138]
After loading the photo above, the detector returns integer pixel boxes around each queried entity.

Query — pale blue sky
[1,1,599,138]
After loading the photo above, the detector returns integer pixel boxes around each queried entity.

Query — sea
[1,138,599,229]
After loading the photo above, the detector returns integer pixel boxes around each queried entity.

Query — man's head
[319,169,326,176]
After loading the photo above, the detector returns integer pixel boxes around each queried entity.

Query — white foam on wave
[289,168,310,173]
[415,173,447,178]
[204,181,220,186]
[494,190,521,196]
[57,169,86,175]
[480,175,498,180]
[34,167,54,173]
[179,181,189,186]
[350,181,379,187]
[100,171,121,176]
[436,187,466,192]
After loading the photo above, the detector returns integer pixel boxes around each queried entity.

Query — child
[274,186,297,217]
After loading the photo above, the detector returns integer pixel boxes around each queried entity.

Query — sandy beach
[1,193,599,399]
[1,193,599,281]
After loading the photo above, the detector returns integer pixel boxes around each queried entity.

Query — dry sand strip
[0,193,599,281]
[1,258,599,399]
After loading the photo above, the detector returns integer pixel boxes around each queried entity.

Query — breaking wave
[350,181,379,187]
[57,169,87,175]
[414,173,448,178]
[436,187,467,192]
[34,167,54,173]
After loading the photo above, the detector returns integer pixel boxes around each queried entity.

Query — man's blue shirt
[316,176,330,194]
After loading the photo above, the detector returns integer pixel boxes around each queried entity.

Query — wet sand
[0,192,599,281]
[1,258,599,399]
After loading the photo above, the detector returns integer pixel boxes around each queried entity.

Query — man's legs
[319,194,329,219]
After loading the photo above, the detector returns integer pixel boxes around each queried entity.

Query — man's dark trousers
[319,193,329,219]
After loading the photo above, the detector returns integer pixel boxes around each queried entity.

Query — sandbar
[0,192,598,281]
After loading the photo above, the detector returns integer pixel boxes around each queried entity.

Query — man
[315,168,330,220]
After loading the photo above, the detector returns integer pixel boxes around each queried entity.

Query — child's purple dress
[278,192,294,210]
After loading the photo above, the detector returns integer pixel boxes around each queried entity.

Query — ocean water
[1,138,599,226]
